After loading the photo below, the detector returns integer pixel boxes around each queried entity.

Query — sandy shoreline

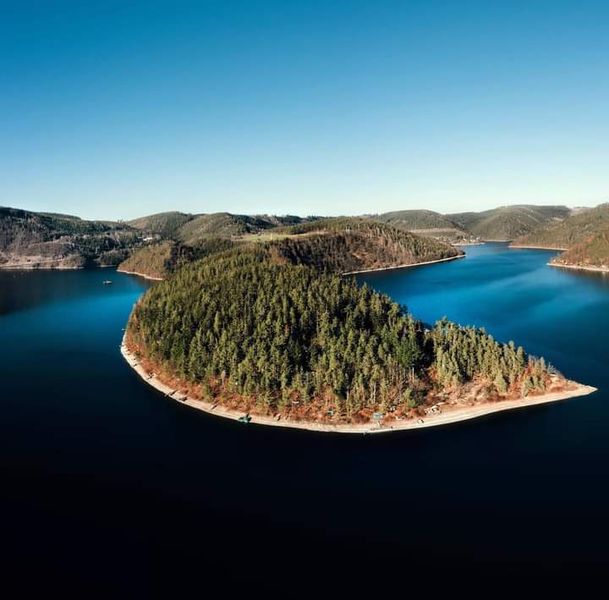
[121,340,596,435]
[343,254,464,276]
[116,268,165,281]
[550,262,609,274]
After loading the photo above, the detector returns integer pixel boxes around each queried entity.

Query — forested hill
[551,230,609,270]
[117,239,234,279]
[128,211,320,244]
[513,204,609,249]
[118,218,461,279]
[267,218,463,273]
[125,245,558,426]
[0,206,142,269]
[128,212,194,238]
[368,210,472,244]
[448,205,571,241]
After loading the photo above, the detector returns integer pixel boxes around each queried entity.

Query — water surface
[2,246,609,594]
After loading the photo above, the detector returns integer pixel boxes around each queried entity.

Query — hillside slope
[449,205,571,241]
[268,218,463,273]
[513,204,609,249]
[0,206,141,269]
[128,212,194,238]
[551,230,609,270]
[370,210,471,243]
[117,239,234,279]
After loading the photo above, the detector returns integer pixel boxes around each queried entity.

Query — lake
[2,244,609,595]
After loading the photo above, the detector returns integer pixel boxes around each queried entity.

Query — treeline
[126,246,552,421]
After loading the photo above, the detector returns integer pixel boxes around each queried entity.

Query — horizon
[2,1,608,219]
[1,200,598,222]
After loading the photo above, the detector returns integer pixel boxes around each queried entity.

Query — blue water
[2,245,609,594]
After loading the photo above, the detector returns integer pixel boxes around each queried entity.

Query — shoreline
[550,262,609,274]
[121,339,596,435]
[343,253,464,276]
[116,268,165,281]
[510,244,568,251]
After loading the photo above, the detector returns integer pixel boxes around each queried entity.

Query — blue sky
[1,0,608,220]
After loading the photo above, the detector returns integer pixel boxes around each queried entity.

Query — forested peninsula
[123,225,593,433]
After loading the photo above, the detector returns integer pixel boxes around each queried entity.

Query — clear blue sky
[1,0,608,220]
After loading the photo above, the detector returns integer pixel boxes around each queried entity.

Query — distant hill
[177,213,272,244]
[513,204,609,249]
[368,210,471,244]
[119,217,461,279]
[176,212,319,245]
[372,209,459,230]
[128,212,195,238]
[0,206,141,269]
[266,217,463,273]
[448,205,571,241]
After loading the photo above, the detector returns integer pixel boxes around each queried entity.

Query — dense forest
[126,245,556,424]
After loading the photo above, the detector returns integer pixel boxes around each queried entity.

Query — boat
[102,280,112,285]
[238,414,252,424]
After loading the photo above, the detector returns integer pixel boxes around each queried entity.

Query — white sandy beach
[121,339,596,435]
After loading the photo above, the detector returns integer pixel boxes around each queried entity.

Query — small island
[121,220,595,434]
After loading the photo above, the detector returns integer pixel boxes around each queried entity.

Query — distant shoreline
[343,254,464,275]
[550,262,609,274]
[116,268,164,281]
[121,339,596,435]
[510,244,568,251]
